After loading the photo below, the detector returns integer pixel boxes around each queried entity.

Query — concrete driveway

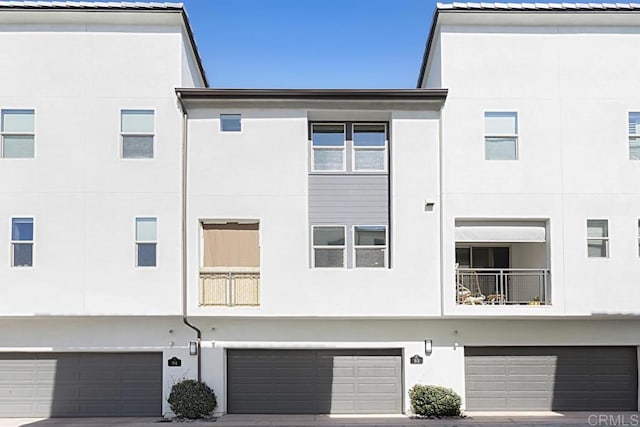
[0,412,637,427]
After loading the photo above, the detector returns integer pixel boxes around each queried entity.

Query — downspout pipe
[177,92,202,382]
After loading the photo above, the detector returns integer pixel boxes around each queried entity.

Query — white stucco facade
[1,1,640,418]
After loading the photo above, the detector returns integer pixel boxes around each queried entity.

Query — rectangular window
[311,124,345,171]
[629,112,640,160]
[2,110,35,158]
[485,112,518,160]
[221,114,241,132]
[11,217,33,267]
[587,219,608,258]
[353,124,387,171]
[312,226,345,268]
[354,225,387,268]
[121,110,154,158]
[136,217,157,267]
[638,219,640,257]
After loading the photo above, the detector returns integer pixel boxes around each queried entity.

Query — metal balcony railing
[199,267,260,306]
[456,268,550,305]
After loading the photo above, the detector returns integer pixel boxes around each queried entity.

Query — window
[135,217,157,267]
[121,110,154,158]
[485,112,518,160]
[2,110,34,158]
[221,114,241,132]
[312,226,345,267]
[11,218,33,267]
[353,124,387,171]
[637,220,640,257]
[587,219,608,258]
[311,124,345,171]
[354,226,387,268]
[629,112,640,160]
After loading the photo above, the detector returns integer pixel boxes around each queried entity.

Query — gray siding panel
[227,349,402,414]
[308,175,388,225]
[465,347,638,411]
[0,353,162,417]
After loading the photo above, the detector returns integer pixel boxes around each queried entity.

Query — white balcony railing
[199,267,260,306]
[456,268,550,305]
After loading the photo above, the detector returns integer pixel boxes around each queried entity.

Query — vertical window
[485,112,518,160]
[311,124,345,171]
[11,218,33,267]
[121,110,154,159]
[136,217,157,267]
[220,114,241,132]
[353,124,387,171]
[312,226,345,268]
[637,220,640,257]
[629,112,640,160]
[587,219,608,258]
[354,226,387,268]
[2,110,34,158]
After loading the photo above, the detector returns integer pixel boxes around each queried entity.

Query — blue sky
[181,0,435,88]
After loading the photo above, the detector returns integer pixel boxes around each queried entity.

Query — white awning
[455,222,546,242]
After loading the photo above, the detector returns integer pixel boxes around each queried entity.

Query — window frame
[311,225,346,268]
[484,111,519,161]
[11,217,34,268]
[135,217,158,268]
[1,109,35,159]
[310,122,347,172]
[220,114,242,132]
[353,224,388,268]
[586,219,609,258]
[351,122,388,173]
[120,109,155,159]
[628,112,640,160]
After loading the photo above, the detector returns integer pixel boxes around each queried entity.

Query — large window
[135,217,157,267]
[485,112,518,160]
[353,124,387,171]
[354,225,387,268]
[311,124,345,171]
[11,217,33,267]
[2,110,34,158]
[121,110,154,159]
[587,219,608,258]
[312,226,345,268]
[629,112,640,160]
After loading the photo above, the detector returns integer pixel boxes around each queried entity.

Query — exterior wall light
[424,339,433,355]
[189,341,198,355]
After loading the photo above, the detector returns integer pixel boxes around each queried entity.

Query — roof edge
[175,88,448,101]
[416,7,440,88]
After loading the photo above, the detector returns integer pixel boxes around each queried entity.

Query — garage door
[0,353,162,417]
[227,349,402,414]
[465,347,637,411]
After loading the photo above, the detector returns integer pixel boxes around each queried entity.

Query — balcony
[200,267,260,306]
[456,268,550,305]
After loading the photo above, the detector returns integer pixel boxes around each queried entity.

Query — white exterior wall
[0,11,203,316]
[430,16,640,317]
[185,107,442,317]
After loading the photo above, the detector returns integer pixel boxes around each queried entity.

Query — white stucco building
[1,0,640,418]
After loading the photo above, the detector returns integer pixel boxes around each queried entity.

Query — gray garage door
[465,347,637,411]
[227,349,402,414]
[0,352,162,417]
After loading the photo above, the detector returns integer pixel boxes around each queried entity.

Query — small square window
[136,217,157,267]
[485,112,518,160]
[354,226,387,268]
[121,110,154,159]
[312,226,345,268]
[2,110,35,159]
[221,114,241,132]
[311,124,345,171]
[587,219,608,258]
[11,217,33,267]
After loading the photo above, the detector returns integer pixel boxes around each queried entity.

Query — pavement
[0,412,638,427]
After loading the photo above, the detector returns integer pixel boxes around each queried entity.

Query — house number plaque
[168,357,182,367]
[410,355,424,364]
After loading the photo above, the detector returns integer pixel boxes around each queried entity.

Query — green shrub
[409,384,461,417]
[168,379,217,419]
